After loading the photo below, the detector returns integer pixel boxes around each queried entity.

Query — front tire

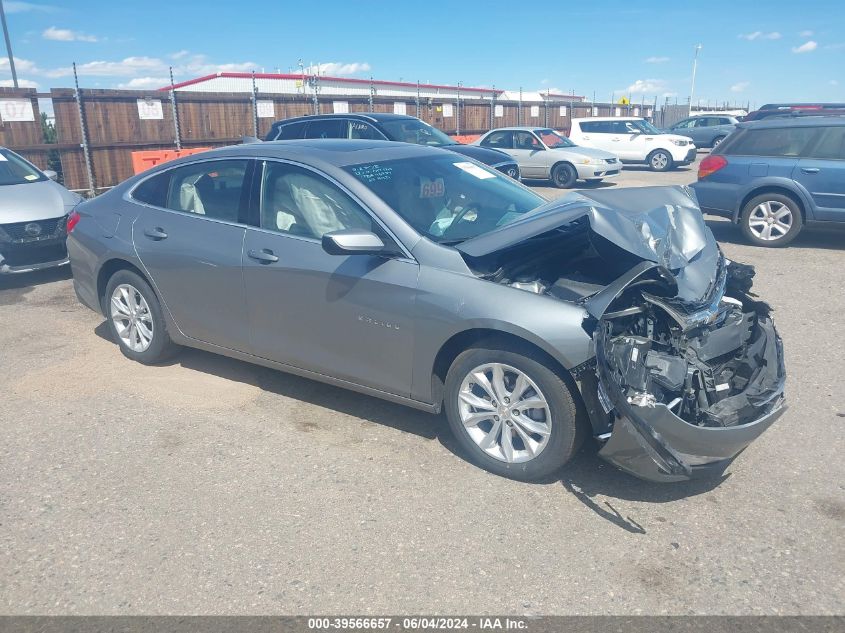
[739,193,803,247]
[648,149,673,172]
[104,269,179,364]
[551,163,578,188]
[444,347,582,481]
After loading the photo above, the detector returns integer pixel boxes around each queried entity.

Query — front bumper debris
[589,260,787,483]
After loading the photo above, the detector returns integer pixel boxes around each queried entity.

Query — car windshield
[629,120,662,135]
[345,155,545,243]
[379,119,457,147]
[0,148,46,186]
[536,129,575,148]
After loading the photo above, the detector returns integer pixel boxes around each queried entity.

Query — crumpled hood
[0,180,83,223]
[456,185,719,302]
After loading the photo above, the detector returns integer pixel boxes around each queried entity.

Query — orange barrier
[450,135,481,144]
[131,148,211,174]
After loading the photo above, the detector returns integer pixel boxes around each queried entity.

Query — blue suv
[692,117,845,246]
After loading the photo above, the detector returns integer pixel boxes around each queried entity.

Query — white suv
[569,117,696,171]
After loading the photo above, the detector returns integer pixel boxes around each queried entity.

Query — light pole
[688,44,702,114]
[0,0,18,88]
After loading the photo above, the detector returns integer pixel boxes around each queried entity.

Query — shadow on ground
[0,266,72,306]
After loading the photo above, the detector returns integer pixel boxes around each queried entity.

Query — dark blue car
[692,117,845,246]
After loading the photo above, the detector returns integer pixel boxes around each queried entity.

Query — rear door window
[304,119,347,139]
[162,160,250,223]
[480,130,513,149]
[275,121,307,140]
[348,120,385,140]
[727,127,819,157]
[808,127,845,160]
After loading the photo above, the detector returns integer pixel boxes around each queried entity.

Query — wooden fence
[0,86,654,194]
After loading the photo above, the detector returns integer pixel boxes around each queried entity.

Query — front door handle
[247,248,279,264]
[801,167,820,174]
[143,227,168,240]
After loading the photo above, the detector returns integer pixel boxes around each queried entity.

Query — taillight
[698,155,728,180]
[66,210,81,233]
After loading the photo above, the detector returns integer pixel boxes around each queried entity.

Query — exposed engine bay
[455,186,786,480]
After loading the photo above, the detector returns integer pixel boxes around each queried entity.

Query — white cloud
[43,56,165,78]
[0,56,40,73]
[792,40,818,53]
[0,79,39,88]
[799,30,814,37]
[731,81,750,93]
[117,77,170,89]
[313,62,371,76]
[622,79,669,95]
[169,50,190,60]
[739,31,782,41]
[645,56,670,63]
[43,26,98,42]
[4,1,57,12]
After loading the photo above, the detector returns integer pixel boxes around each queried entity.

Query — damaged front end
[589,258,786,482]
[457,186,787,482]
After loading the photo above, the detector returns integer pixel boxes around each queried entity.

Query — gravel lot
[2,154,844,615]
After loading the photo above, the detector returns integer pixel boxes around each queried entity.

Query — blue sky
[1,0,843,107]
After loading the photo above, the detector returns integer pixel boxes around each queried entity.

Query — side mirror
[322,229,386,256]
[43,169,58,181]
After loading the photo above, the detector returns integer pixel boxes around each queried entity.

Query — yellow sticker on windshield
[24,174,38,180]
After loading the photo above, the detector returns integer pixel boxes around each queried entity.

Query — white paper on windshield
[0,99,35,122]
[442,103,453,117]
[530,105,539,118]
[494,104,504,117]
[419,177,445,198]
[25,174,38,180]
[256,100,275,118]
[454,161,495,179]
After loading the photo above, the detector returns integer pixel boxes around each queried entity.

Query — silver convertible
[67,140,786,482]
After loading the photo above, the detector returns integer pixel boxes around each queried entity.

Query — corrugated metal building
[162,72,585,103]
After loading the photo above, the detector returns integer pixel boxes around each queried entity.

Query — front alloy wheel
[648,150,672,172]
[444,347,583,481]
[458,363,552,463]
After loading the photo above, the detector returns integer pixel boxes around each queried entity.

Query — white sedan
[473,127,620,188]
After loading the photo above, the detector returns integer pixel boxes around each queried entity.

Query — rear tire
[739,193,803,247]
[551,163,578,188]
[711,136,726,148]
[647,149,673,172]
[104,269,179,364]
[444,346,583,481]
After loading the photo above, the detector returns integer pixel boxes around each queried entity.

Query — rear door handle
[247,248,279,264]
[143,227,168,240]
[801,167,820,174]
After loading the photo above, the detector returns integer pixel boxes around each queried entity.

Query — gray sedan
[664,115,738,149]
[67,140,786,482]
[473,127,621,187]
[0,147,83,274]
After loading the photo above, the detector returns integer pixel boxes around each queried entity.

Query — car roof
[158,139,446,168]
[738,115,845,130]
[571,117,642,122]
[483,127,558,132]
[272,112,417,126]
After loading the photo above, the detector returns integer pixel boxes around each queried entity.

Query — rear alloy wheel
[711,136,726,148]
[551,163,578,188]
[740,193,803,247]
[444,347,582,481]
[105,269,178,364]
[648,149,673,172]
